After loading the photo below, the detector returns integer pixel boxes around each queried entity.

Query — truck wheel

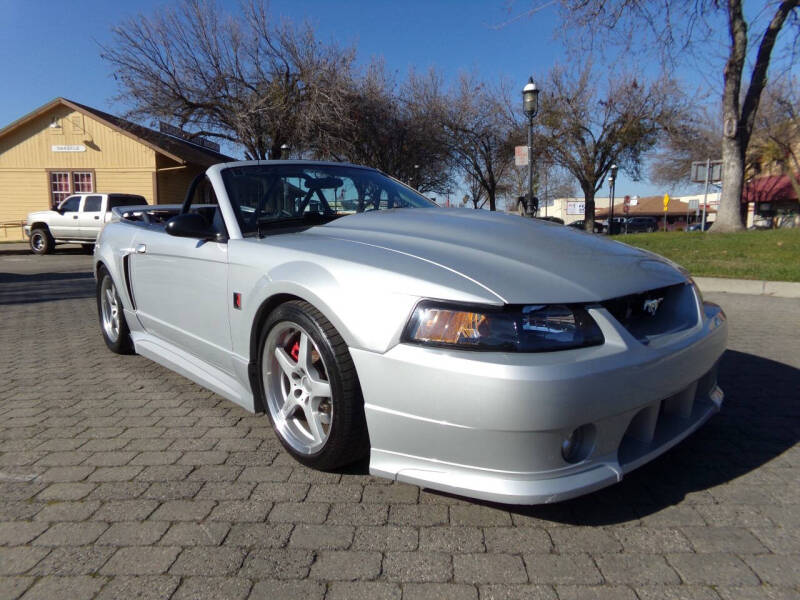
[30,227,54,255]
[96,266,134,354]
[258,300,369,470]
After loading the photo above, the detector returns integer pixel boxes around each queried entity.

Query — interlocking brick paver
[309,550,382,581]
[453,553,527,584]
[249,579,325,600]
[2,254,799,598]
[31,521,107,546]
[100,546,181,575]
[94,575,181,600]
[169,547,246,575]
[96,521,169,545]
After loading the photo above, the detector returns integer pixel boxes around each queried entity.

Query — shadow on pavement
[422,349,800,522]
[0,246,89,257]
[0,271,95,304]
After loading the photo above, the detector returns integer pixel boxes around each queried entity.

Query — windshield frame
[217,161,437,238]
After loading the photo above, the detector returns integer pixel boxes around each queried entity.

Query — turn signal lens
[403,302,604,352]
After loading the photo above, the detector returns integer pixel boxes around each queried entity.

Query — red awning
[741,174,798,204]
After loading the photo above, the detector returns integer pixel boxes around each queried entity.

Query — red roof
[742,174,798,204]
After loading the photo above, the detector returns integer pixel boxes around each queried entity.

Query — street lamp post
[522,77,540,217]
[280,144,290,160]
[607,164,618,234]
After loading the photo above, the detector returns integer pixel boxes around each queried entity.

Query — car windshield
[220,163,436,235]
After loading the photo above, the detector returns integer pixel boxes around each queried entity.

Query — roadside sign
[566,201,585,215]
[663,194,670,212]
[691,160,723,183]
[515,146,529,166]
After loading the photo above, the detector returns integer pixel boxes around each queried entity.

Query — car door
[128,178,233,373]
[78,195,103,240]
[49,195,82,238]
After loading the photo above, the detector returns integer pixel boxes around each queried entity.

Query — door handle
[73,215,78,219]
[94,216,100,220]
[135,243,147,254]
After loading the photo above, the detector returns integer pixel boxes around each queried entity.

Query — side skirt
[131,331,255,413]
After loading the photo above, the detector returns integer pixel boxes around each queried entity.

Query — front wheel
[96,266,134,354]
[258,300,369,470]
[29,227,54,255]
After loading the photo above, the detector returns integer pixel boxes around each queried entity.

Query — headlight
[402,301,604,352]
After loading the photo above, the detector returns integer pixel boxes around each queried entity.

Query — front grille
[601,283,698,342]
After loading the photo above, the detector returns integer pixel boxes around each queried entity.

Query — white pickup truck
[25,193,146,254]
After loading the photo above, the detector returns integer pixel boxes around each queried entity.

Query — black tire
[81,243,94,254]
[29,227,54,255]
[258,300,369,470]
[96,265,134,355]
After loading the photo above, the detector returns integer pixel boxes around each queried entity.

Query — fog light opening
[561,424,596,463]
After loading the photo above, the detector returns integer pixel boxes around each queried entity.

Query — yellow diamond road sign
[663,193,670,212]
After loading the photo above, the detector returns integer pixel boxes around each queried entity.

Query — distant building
[0,97,233,241]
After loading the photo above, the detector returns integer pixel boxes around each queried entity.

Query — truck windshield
[220,163,436,235]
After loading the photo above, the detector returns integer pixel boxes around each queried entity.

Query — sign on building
[567,201,585,215]
[514,146,529,166]
[51,145,86,152]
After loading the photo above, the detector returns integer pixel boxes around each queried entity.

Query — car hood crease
[305,208,687,304]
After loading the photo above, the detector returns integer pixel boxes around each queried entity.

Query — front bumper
[352,302,727,504]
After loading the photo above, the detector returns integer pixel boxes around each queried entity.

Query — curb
[694,276,800,299]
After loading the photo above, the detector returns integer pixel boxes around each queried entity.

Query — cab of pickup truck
[25,193,147,255]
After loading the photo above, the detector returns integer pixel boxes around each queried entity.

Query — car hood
[27,210,58,224]
[304,208,687,304]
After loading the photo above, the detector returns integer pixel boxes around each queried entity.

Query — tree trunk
[715,133,746,231]
[583,187,596,232]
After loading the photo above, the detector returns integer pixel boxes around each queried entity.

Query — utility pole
[701,157,710,231]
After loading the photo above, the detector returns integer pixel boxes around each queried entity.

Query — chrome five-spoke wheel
[258,300,369,469]
[100,276,121,343]
[96,266,133,355]
[264,323,333,454]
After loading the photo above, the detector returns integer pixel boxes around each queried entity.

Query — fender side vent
[123,254,137,310]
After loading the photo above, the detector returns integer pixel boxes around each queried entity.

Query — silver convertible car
[94,161,727,504]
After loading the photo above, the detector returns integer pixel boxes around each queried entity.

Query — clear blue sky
[0,0,777,198]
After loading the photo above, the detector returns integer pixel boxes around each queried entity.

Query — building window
[50,172,71,208]
[73,172,93,193]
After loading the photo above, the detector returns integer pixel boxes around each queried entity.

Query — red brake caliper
[289,340,300,362]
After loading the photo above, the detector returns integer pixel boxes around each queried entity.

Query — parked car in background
[568,219,603,233]
[535,216,564,225]
[94,160,727,505]
[25,193,147,254]
[687,221,713,232]
[626,216,659,233]
[602,217,627,235]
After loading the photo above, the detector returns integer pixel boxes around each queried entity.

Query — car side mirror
[165,213,217,241]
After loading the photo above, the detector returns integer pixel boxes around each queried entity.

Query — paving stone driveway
[1,247,798,600]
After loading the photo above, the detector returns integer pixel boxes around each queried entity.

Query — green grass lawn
[611,228,800,282]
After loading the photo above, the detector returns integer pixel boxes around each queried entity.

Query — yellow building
[0,97,233,241]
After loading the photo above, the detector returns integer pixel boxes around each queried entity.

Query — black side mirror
[165,213,217,240]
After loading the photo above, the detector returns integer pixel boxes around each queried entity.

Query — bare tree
[512,0,800,231]
[101,0,355,159]
[444,75,516,211]
[749,76,800,199]
[650,107,722,186]
[314,62,453,193]
[536,63,684,231]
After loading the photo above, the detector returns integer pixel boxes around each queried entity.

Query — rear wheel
[96,266,134,354]
[258,300,369,470]
[29,227,53,255]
